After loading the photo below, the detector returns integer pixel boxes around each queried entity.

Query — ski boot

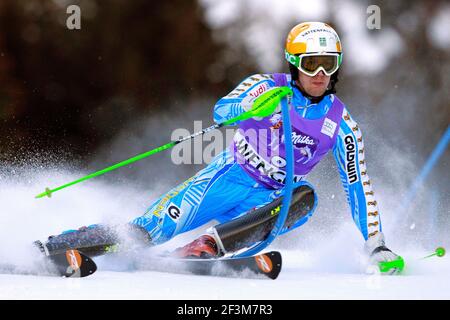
[35,224,152,258]
[172,235,220,259]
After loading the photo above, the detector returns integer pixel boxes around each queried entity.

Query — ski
[47,249,97,278]
[144,251,282,280]
[0,249,97,278]
[35,238,98,277]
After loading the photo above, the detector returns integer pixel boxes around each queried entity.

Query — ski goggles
[285,51,342,77]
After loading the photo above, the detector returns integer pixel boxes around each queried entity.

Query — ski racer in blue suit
[128,22,401,273]
[42,22,401,274]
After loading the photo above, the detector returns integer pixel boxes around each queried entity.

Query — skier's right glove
[241,86,292,121]
[241,95,273,121]
[242,94,257,112]
[364,232,403,275]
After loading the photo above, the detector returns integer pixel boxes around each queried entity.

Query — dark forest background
[0,0,257,162]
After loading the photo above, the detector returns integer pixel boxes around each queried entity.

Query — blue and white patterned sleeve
[213,74,276,124]
[332,106,382,241]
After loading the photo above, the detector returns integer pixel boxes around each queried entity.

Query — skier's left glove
[364,232,403,275]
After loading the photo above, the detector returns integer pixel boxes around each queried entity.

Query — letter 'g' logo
[167,204,181,221]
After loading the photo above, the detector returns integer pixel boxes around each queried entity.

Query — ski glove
[241,87,292,121]
[242,95,256,111]
[364,232,402,275]
[242,95,280,121]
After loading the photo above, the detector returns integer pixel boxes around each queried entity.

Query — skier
[39,22,401,274]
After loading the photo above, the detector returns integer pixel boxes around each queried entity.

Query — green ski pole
[421,247,446,260]
[35,86,292,199]
[378,247,446,274]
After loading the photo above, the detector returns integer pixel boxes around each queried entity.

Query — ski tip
[49,249,97,278]
[254,251,282,280]
[66,250,97,278]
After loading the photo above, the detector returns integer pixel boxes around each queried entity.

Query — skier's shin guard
[42,224,152,257]
[212,185,315,253]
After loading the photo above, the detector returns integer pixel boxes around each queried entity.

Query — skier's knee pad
[281,183,318,231]
[212,184,316,253]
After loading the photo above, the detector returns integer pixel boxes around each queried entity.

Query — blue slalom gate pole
[403,125,450,209]
[235,98,294,258]
[428,189,439,247]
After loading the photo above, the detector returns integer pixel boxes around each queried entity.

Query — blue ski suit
[131,73,382,246]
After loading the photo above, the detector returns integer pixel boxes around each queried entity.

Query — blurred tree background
[0,0,448,241]
[0,0,254,162]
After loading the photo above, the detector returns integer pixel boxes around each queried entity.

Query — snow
[1,249,449,300]
[1,168,449,300]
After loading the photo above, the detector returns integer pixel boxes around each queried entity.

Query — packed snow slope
[0,167,448,300]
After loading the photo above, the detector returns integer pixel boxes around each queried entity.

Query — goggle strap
[285,50,300,68]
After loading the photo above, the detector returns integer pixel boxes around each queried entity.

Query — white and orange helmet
[285,22,343,77]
